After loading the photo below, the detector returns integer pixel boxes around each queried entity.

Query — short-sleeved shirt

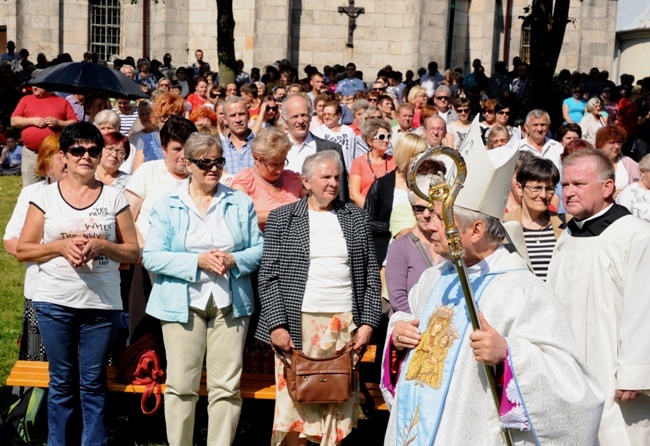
[126,159,187,240]
[4,180,48,299]
[518,137,564,173]
[30,182,129,310]
[12,94,78,151]
[335,78,366,96]
[135,131,163,163]
[350,154,396,201]
[231,168,302,229]
[3,145,22,166]
[221,131,255,176]
[114,106,139,136]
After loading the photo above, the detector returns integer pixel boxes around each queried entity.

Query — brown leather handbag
[275,346,358,404]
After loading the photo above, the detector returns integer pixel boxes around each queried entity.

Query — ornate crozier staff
[407,146,513,446]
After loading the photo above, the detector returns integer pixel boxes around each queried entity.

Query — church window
[520,23,531,64]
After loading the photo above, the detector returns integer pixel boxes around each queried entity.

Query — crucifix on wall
[338,0,365,48]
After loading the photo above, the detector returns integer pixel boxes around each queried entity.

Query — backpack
[1,387,47,445]
[115,333,165,415]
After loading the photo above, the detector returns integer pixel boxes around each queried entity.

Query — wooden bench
[6,345,387,411]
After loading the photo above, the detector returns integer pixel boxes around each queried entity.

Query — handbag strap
[407,232,434,268]
[272,344,360,368]
[141,382,162,415]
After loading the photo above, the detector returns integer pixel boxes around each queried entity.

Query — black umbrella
[29,62,148,100]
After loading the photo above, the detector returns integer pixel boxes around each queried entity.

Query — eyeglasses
[497,110,510,115]
[261,159,289,169]
[456,108,470,113]
[104,146,126,158]
[411,204,429,214]
[159,83,171,88]
[372,87,385,91]
[67,145,102,159]
[368,98,378,103]
[435,96,450,101]
[188,157,226,170]
[210,93,224,99]
[267,106,278,112]
[524,185,555,196]
[373,133,392,142]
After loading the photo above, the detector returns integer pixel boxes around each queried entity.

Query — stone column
[253,0,292,67]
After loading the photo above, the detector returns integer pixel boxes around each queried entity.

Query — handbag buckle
[302,376,308,382]
[319,378,327,383]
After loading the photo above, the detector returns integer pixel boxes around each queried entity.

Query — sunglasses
[210,93,224,99]
[188,157,226,170]
[435,96,450,101]
[497,110,510,115]
[484,109,495,114]
[267,106,278,111]
[368,98,378,103]
[411,204,429,214]
[67,145,102,159]
[372,87,385,91]
[456,108,470,113]
[373,133,392,142]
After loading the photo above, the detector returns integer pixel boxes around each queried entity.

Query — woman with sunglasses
[251,96,281,135]
[232,127,303,230]
[479,98,498,145]
[349,118,396,207]
[494,102,512,133]
[17,122,139,445]
[143,132,263,445]
[447,97,472,150]
[206,85,226,109]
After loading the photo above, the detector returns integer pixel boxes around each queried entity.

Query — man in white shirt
[283,94,349,201]
[307,72,325,105]
[517,109,564,172]
[433,85,457,125]
[391,104,414,146]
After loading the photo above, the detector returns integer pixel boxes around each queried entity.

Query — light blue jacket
[143,183,263,323]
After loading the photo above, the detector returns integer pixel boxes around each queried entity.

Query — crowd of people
[2,41,650,446]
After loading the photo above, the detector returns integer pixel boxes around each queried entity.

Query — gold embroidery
[405,305,460,389]
[400,406,420,445]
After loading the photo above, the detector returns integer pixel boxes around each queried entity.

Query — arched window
[89,0,121,61]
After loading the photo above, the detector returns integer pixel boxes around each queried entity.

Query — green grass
[0,175,26,408]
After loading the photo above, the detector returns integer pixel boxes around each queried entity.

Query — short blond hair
[251,127,292,160]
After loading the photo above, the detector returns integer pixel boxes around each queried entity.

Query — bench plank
[6,351,387,411]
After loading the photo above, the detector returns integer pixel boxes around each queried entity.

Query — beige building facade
[0,0,619,79]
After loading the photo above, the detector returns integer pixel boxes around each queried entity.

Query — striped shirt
[113,107,139,136]
[523,226,557,281]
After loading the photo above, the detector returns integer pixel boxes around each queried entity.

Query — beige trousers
[162,302,249,446]
[21,147,39,187]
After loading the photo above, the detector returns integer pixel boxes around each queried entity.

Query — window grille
[89,0,120,61]
[520,24,531,64]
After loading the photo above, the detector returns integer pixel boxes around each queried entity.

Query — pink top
[350,153,396,200]
[231,168,302,229]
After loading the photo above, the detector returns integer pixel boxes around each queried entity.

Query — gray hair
[454,206,506,247]
[361,118,392,144]
[434,84,451,97]
[302,150,343,180]
[351,99,370,114]
[640,154,650,172]
[93,109,121,131]
[424,114,446,131]
[222,96,247,115]
[585,97,602,114]
[525,108,551,126]
[363,106,381,119]
[183,132,222,159]
[282,94,313,120]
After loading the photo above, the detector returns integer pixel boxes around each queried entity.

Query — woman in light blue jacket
[143,132,263,446]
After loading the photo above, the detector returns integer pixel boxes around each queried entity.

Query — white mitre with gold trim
[455,116,520,219]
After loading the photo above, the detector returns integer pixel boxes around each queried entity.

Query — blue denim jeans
[33,302,120,446]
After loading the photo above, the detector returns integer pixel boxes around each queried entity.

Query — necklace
[366,152,387,180]
[254,167,283,189]
[524,222,551,244]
